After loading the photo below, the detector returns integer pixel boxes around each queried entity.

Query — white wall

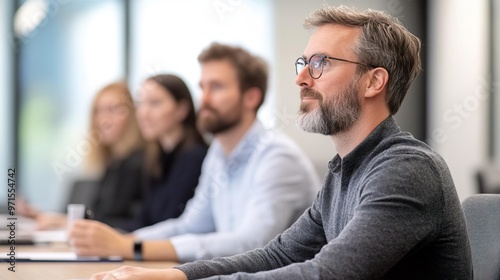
[273,0,334,178]
[494,0,500,160]
[428,0,489,200]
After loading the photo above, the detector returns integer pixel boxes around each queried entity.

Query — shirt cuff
[133,226,162,240]
[170,234,202,262]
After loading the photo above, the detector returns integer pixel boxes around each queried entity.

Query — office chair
[67,180,98,208]
[476,163,500,193]
[462,194,500,280]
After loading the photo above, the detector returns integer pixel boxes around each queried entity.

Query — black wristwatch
[133,241,143,261]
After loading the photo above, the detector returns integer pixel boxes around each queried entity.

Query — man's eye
[312,60,323,69]
[211,84,223,91]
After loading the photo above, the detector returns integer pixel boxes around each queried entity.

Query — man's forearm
[142,240,179,261]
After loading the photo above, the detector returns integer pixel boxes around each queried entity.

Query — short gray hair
[304,5,421,114]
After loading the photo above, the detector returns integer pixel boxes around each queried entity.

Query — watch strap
[133,241,143,261]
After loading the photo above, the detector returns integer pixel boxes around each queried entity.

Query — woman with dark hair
[128,74,208,231]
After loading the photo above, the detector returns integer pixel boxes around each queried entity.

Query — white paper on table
[1,252,122,262]
[32,230,67,243]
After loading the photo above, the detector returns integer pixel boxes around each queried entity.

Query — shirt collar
[329,116,400,173]
[212,120,265,165]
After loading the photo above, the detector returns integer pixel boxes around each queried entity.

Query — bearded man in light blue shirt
[69,42,320,263]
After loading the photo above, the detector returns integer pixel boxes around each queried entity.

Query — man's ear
[243,87,263,111]
[364,67,389,98]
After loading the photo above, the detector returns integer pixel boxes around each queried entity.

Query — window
[0,0,13,210]
[18,0,124,210]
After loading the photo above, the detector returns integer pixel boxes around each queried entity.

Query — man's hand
[69,220,134,258]
[91,266,188,280]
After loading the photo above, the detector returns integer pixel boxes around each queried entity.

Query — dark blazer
[90,149,145,229]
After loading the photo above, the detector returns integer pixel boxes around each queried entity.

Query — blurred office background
[0,0,498,211]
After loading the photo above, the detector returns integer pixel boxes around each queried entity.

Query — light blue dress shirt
[133,120,320,262]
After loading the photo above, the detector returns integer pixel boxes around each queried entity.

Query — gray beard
[296,107,330,134]
[296,77,361,136]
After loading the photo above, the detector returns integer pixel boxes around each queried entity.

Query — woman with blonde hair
[35,81,146,230]
[84,81,145,229]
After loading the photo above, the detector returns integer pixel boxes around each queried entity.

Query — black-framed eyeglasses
[295,54,375,79]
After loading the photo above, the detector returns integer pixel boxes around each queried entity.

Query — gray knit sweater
[177,117,473,279]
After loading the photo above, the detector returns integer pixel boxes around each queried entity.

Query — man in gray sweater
[92,5,472,280]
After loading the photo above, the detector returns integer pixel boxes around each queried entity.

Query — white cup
[67,204,86,232]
